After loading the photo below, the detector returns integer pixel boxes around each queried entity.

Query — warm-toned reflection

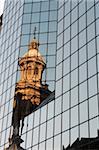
[15,38,50,105]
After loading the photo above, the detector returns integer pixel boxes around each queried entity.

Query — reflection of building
[5,37,51,150]
[0,0,99,150]
[16,38,50,105]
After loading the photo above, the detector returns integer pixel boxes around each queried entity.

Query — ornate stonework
[15,39,46,105]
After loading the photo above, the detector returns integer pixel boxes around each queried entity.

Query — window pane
[71,106,78,127]
[63,74,70,93]
[88,39,96,59]
[87,7,94,25]
[41,12,48,22]
[33,127,39,145]
[34,110,40,127]
[71,36,78,54]
[79,14,86,32]
[40,22,48,33]
[64,42,70,59]
[58,6,63,21]
[79,0,86,17]
[62,111,69,131]
[55,115,61,135]
[55,97,62,116]
[71,7,78,23]
[22,24,30,34]
[46,138,53,150]
[71,69,78,88]
[79,30,86,48]
[80,101,88,123]
[71,52,78,71]
[88,76,97,97]
[39,142,45,150]
[32,2,40,12]
[47,119,53,139]
[87,23,95,42]
[64,27,70,43]
[80,122,88,138]
[96,2,99,19]
[79,46,86,65]
[88,57,96,78]
[65,1,70,15]
[24,3,32,13]
[79,81,87,102]
[58,19,63,34]
[32,13,39,23]
[87,1,94,10]
[62,131,69,148]
[49,11,57,21]
[41,105,47,124]
[71,21,77,38]
[64,13,70,29]
[40,123,46,142]
[63,92,69,111]
[89,96,98,119]
[47,68,55,81]
[41,1,49,11]
[90,117,99,137]
[49,21,57,32]
[63,57,70,75]
[54,135,61,150]
[57,33,63,49]
[57,48,63,65]
[26,130,32,149]
[23,14,31,23]
[47,101,54,120]
[71,86,78,107]
[79,63,87,83]
[56,63,62,80]
[71,127,78,145]
[56,79,62,97]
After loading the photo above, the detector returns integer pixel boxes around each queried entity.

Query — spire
[28,27,39,51]
[33,26,36,39]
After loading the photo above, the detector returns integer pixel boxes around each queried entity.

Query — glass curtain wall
[0,0,24,149]
[19,0,57,91]
[19,0,58,149]
[1,0,99,150]
[0,0,57,150]
[56,0,99,149]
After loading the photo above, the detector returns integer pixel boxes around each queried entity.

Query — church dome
[19,38,45,65]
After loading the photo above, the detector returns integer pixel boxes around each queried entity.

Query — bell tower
[6,28,51,150]
[16,38,46,105]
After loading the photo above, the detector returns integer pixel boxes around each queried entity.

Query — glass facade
[0,0,99,150]
[0,0,24,149]
[56,0,99,149]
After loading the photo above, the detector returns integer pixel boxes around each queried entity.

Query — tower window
[27,66,31,75]
[34,67,38,75]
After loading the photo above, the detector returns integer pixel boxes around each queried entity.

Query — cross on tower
[33,27,36,39]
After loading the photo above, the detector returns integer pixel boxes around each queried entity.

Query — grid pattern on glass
[0,0,99,150]
[56,0,99,148]
[19,0,57,92]
[1,0,57,150]
[0,1,24,149]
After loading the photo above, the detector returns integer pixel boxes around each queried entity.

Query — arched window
[34,67,38,75]
[27,66,31,75]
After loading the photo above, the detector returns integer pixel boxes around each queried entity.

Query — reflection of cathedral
[16,38,50,105]
[6,37,51,150]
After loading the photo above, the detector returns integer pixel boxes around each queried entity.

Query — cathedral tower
[15,38,46,105]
